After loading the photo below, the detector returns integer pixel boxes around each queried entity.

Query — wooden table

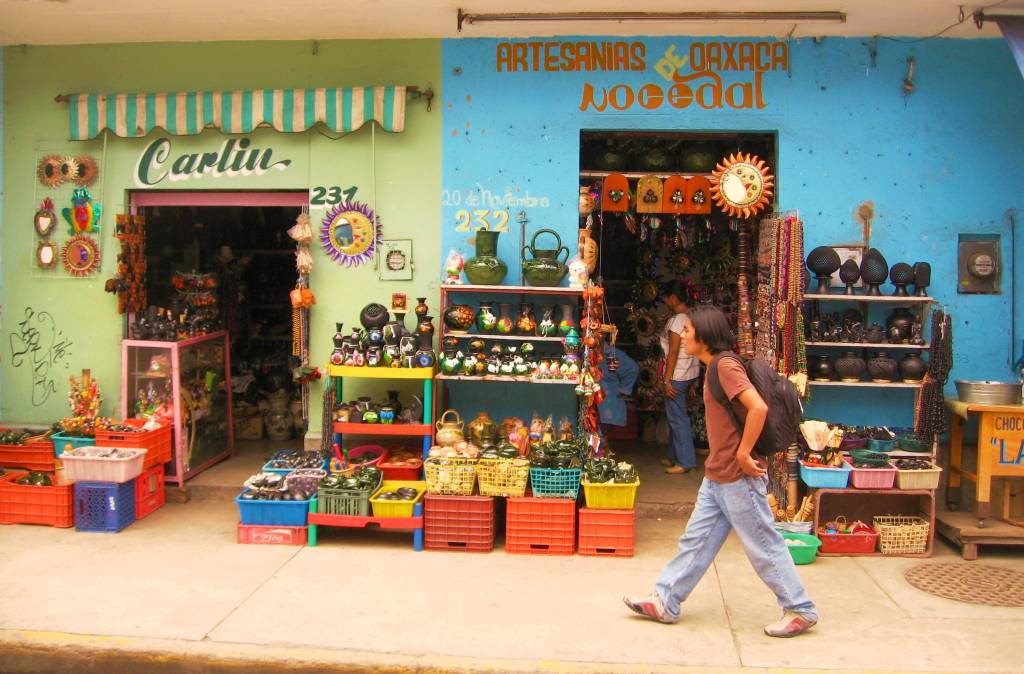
[946,397,1024,527]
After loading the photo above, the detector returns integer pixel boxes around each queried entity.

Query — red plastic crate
[424,493,495,552]
[95,420,172,469]
[0,470,75,528]
[0,434,56,472]
[237,523,308,545]
[134,464,166,520]
[380,458,424,481]
[818,529,880,554]
[578,508,635,557]
[506,495,576,555]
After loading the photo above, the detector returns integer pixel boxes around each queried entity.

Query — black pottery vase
[913,262,931,297]
[889,262,914,296]
[864,323,886,344]
[899,351,928,383]
[835,351,866,382]
[839,259,861,295]
[359,302,389,330]
[807,246,841,293]
[810,354,835,382]
[867,351,899,382]
[886,307,915,344]
[860,248,889,296]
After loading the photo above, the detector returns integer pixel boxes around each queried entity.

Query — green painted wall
[1,40,441,433]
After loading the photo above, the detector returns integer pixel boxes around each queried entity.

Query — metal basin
[954,380,1022,405]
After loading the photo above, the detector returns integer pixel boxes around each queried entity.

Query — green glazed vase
[521,228,569,287]
[464,229,508,285]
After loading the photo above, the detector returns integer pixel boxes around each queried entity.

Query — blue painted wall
[440,36,1024,426]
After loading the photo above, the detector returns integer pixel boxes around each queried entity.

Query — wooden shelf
[446,333,565,343]
[808,381,922,388]
[806,342,930,350]
[580,170,714,179]
[332,422,432,436]
[441,284,583,297]
[437,374,578,385]
[804,293,934,303]
[326,364,435,380]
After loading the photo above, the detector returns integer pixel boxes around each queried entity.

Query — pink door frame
[129,190,309,210]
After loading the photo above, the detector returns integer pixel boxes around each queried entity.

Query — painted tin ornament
[62,187,101,235]
[635,175,664,214]
[600,173,629,213]
[61,234,101,276]
[320,200,381,267]
[685,176,713,215]
[34,198,57,237]
[709,153,774,219]
[662,175,689,215]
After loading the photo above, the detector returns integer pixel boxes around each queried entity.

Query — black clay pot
[867,351,899,383]
[835,351,866,382]
[810,354,835,382]
[889,262,914,296]
[864,323,886,344]
[899,351,928,383]
[913,262,931,297]
[839,259,861,295]
[807,246,841,293]
[860,248,889,296]
[359,302,389,330]
[886,307,915,344]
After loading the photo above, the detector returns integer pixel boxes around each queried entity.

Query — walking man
[624,306,818,638]
[659,281,700,474]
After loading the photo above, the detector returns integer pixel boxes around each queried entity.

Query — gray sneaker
[622,593,678,624]
[763,611,817,638]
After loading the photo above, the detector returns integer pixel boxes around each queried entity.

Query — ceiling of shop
[0,0,1020,45]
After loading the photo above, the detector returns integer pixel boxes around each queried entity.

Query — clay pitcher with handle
[522,228,569,287]
[435,409,465,446]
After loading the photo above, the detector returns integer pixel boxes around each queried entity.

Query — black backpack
[707,351,802,456]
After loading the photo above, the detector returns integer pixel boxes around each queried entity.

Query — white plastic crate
[59,446,146,483]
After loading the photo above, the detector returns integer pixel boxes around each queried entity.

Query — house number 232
[454,209,510,232]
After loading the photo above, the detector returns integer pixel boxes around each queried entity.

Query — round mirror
[61,234,101,276]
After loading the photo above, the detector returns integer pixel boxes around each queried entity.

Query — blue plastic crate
[51,432,95,457]
[236,490,310,526]
[799,461,852,489]
[74,480,136,532]
[529,467,582,499]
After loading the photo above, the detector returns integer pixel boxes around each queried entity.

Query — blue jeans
[655,475,818,621]
[666,379,696,469]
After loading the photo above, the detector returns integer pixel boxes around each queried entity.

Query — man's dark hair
[664,279,689,305]
[688,306,735,354]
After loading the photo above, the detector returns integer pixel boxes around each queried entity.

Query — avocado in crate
[581,455,639,509]
[528,440,582,499]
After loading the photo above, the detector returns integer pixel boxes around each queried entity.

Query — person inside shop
[659,281,701,475]
[624,306,818,638]
[597,325,638,448]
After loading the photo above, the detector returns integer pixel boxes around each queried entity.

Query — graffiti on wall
[495,40,788,112]
[8,306,74,406]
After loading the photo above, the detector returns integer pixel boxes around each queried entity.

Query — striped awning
[67,86,407,140]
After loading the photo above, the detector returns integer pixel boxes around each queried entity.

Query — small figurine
[568,255,589,289]
[443,250,464,284]
[910,322,926,346]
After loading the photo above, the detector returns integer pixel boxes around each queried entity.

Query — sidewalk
[2,496,1022,673]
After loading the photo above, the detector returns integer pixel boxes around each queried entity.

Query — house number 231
[454,209,510,232]
[310,185,358,205]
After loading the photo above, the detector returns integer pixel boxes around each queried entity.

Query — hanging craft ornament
[62,187,102,235]
[685,176,713,215]
[61,234,101,276]
[287,211,314,244]
[37,155,65,188]
[662,175,689,215]
[34,198,57,237]
[59,156,80,184]
[601,173,630,213]
[72,155,99,186]
[709,153,774,219]
[320,200,381,267]
[36,240,58,268]
[635,175,664,214]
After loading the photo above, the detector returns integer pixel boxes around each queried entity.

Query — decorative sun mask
[61,234,101,276]
[709,153,774,219]
[320,201,381,267]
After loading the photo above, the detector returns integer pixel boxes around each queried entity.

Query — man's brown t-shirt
[702,357,766,483]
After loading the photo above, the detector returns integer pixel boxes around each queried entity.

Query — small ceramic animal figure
[443,250,464,284]
[568,255,589,289]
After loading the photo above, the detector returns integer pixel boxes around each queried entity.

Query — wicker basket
[424,457,478,495]
[894,462,942,490]
[476,458,530,497]
[873,515,930,554]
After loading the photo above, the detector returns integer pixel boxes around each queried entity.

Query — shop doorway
[129,191,308,481]
[579,130,776,462]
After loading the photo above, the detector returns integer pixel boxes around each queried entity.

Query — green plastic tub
[782,532,821,565]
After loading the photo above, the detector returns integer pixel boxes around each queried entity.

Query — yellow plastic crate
[476,458,530,497]
[424,457,478,495]
[369,480,427,518]
[582,477,640,509]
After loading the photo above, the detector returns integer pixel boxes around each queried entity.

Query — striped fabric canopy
[68,86,407,140]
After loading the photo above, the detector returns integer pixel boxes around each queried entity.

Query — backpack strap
[707,351,745,437]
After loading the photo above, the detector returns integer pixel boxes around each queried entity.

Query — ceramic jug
[467,411,498,448]
[521,228,569,287]
[464,229,508,285]
[435,409,465,446]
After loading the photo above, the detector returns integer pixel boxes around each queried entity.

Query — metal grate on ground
[904,563,1024,607]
